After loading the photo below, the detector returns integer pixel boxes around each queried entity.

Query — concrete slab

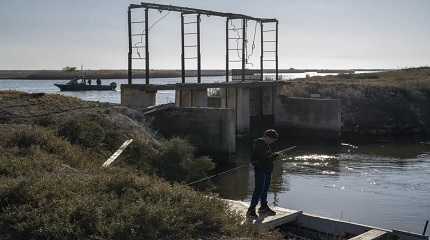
[224,199,302,231]
[348,229,388,240]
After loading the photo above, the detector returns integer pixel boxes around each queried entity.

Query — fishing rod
[186,146,297,186]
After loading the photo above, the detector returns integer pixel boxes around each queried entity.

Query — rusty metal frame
[128,2,279,84]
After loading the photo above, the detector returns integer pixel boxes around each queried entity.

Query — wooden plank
[102,139,133,167]
[348,229,388,240]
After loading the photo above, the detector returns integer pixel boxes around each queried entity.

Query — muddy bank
[279,67,430,138]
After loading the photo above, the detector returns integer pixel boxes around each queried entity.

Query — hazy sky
[1,0,429,70]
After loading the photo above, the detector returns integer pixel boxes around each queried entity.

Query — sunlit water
[2,72,428,235]
[213,141,430,235]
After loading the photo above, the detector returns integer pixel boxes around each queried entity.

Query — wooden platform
[224,199,302,231]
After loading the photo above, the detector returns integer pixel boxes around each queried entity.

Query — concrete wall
[146,107,236,154]
[175,89,208,107]
[274,96,341,139]
[121,86,156,108]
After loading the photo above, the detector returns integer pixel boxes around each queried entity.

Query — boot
[259,203,276,216]
[246,207,257,218]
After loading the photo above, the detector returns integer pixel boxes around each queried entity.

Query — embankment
[0,91,281,240]
[279,67,430,138]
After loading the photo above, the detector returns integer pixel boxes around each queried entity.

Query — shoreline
[0,68,390,80]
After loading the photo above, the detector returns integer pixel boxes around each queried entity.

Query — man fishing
[247,129,279,218]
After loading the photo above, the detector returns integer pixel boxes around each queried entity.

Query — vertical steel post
[225,18,229,83]
[145,8,149,84]
[260,21,264,81]
[181,13,185,84]
[127,8,132,84]
[197,14,201,83]
[275,20,279,81]
[241,18,246,81]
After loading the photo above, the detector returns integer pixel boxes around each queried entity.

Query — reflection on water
[213,141,430,235]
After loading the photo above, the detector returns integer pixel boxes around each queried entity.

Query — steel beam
[130,2,277,23]
[128,8,132,84]
[275,20,279,81]
[226,18,229,82]
[197,14,201,83]
[241,19,246,82]
[260,21,264,81]
[145,8,149,84]
[181,13,185,83]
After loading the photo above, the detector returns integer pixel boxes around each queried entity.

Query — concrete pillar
[220,87,251,135]
[175,89,208,107]
[121,86,156,108]
[262,86,274,116]
[236,88,250,134]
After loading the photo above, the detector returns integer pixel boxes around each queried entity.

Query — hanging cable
[230,20,243,60]
[247,21,258,63]
[135,11,171,58]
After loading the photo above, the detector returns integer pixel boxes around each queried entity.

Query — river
[213,140,430,235]
[1,73,429,235]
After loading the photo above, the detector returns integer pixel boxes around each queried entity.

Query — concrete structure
[122,81,279,136]
[121,85,156,108]
[224,199,428,240]
[274,96,341,140]
[225,199,301,232]
[121,82,342,141]
[175,89,208,107]
[144,106,236,154]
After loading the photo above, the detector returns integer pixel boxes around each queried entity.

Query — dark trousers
[250,168,272,209]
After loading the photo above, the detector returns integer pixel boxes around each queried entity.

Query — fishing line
[186,165,249,186]
[186,146,297,186]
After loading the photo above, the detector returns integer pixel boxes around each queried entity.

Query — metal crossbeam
[130,2,277,22]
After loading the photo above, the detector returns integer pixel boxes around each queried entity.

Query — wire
[186,146,297,186]
[186,165,248,186]
[247,21,258,64]
[230,20,243,60]
[135,11,171,58]
[149,11,170,31]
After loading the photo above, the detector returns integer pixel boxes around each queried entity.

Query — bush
[0,169,246,240]
[158,138,215,183]
[58,118,106,148]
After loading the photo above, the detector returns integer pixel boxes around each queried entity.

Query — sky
[0,0,429,70]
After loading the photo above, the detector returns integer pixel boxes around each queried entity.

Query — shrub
[0,169,247,240]
[158,138,215,183]
[58,118,105,148]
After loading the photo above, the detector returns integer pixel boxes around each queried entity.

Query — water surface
[213,141,430,235]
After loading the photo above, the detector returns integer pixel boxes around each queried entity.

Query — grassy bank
[280,67,430,137]
[0,91,281,240]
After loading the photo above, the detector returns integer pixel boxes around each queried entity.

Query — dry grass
[0,91,283,240]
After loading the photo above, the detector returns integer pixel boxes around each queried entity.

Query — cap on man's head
[264,129,279,140]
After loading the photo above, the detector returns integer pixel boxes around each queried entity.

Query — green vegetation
[0,91,280,240]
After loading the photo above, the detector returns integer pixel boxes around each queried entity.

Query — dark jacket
[251,138,276,172]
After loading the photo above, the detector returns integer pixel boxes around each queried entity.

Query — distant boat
[55,78,117,91]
